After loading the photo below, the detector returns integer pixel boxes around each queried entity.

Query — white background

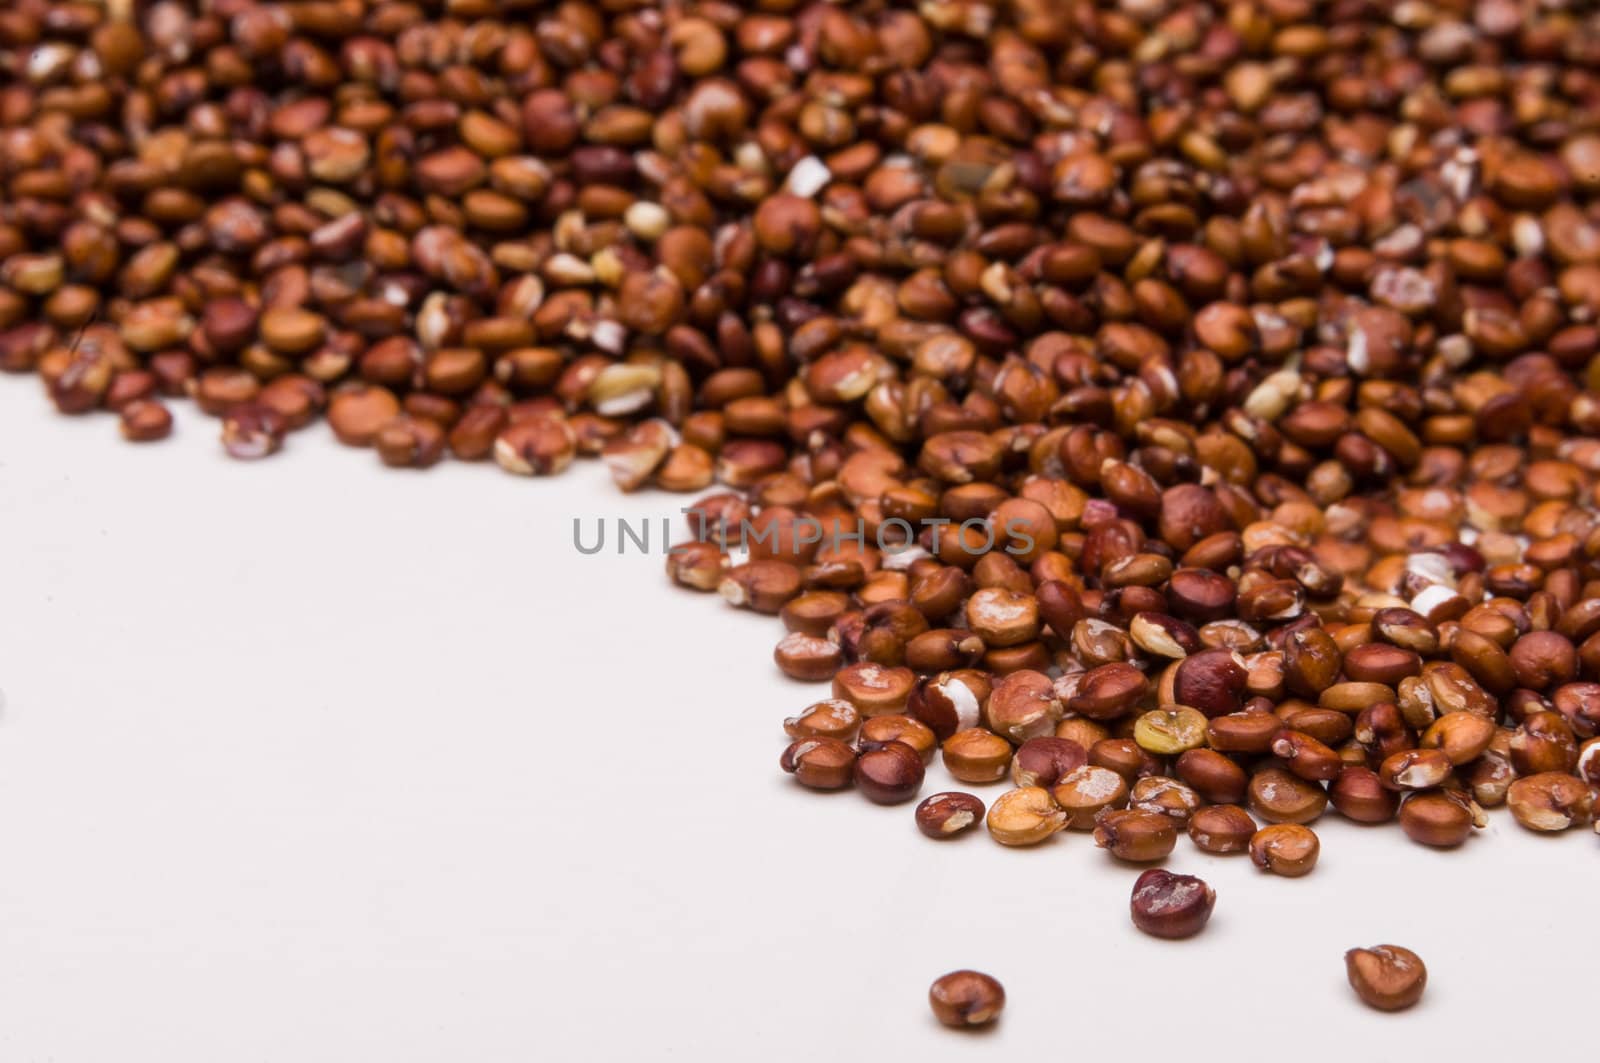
[0,379,1591,1061]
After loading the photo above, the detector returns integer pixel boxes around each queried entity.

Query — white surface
[0,378,1592,1061]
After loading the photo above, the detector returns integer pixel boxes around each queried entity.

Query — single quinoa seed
[928,970,1004,1029]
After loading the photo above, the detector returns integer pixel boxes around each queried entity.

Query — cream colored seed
[1242,366,1302,421]
[587,363,661,417]
[624,201,670,241]
[1129,613,1189,658]
[591,247,624,287]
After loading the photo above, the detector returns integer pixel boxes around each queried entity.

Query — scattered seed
[1094,808,1178,863]
[915,792,985,840]
[986,786,1067,846]
[118,399,172,442]
[1130,869,1216,939]
[1345,946,1427,1012]
[1249,824,1320,877]
[928,971,1004,1029]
